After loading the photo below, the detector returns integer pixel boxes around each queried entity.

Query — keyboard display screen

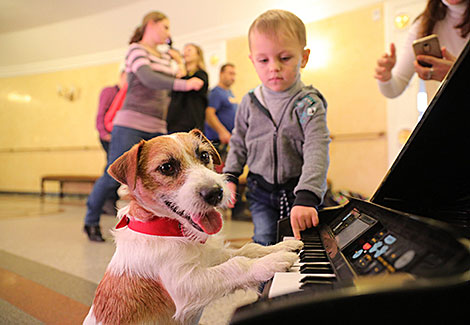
[332,209,377,249]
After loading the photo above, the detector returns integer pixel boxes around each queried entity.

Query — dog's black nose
[200,185,224,206]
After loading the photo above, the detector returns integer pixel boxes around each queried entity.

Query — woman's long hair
[418,0,470,37]
[129,11,167,44]
[185,43,206,75]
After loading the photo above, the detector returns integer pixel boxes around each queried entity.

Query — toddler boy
[224,9,330,245]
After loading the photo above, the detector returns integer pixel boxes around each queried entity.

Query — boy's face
[249,30,310,92]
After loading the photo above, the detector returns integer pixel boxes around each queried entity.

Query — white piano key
[270,232,334,298]
[268,272,305,298]
[282,236,297,241]
[292,261,331,268]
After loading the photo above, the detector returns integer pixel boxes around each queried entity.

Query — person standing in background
[166,43,209,133]
[95,69,127,216]
[204,63,237,154]
[83,11,203,242]
[375,0,469,98]
[95,69,126,155]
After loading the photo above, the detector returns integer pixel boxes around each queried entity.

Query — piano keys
[231,198,470,324]
[268,231,337,298]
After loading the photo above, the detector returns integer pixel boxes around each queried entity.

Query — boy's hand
[226,182,237,208]
[290,205,319,240]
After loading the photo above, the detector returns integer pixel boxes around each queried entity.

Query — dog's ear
[108,140,145,191]
[189,129,222,166]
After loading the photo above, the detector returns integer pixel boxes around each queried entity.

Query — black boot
[84,225,105,242]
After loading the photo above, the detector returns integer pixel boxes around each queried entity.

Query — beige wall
[1,3,388,197]
[0,63,121,193]
[227,3,388,197]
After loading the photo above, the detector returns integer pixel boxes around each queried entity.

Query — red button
[363,243,372,250]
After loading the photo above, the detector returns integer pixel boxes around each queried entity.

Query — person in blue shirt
[204,63,237,155]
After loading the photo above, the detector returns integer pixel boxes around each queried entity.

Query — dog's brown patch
[108,140,145,191]
[92,271,176,324]
[137,136,188,193]
[189,129,222,165]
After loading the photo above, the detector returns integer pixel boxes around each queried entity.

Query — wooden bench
[40,175,100,198]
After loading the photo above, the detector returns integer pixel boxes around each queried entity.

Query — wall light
[305,38,331,70]
[210,54,220,66]
[7,92,31,103]
[57,86,80,101]
[394,13,410,30]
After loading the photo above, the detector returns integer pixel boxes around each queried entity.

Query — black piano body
[230,40,470,324]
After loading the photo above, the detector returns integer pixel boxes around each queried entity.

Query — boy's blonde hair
[248,9,306,50]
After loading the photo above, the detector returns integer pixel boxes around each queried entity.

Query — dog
[83,129,303,325]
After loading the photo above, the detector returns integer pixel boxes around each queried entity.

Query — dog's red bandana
[115,215,185,237]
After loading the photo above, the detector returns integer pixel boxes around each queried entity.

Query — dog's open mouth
[164,201,222,235]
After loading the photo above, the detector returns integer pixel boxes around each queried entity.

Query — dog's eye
[158,163,176,176]
[199,151,211,164]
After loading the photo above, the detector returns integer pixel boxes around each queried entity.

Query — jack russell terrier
[83,129,302,324]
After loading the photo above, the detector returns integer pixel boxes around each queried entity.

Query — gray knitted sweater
[223,78,330,207]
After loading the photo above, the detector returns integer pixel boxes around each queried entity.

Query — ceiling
[0,0,133,34]
[0,0,382,76]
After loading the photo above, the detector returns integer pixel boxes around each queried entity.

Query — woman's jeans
[84,126,163,226]
[246,177,295,246]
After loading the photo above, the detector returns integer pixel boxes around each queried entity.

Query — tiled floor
[0,194,258,324]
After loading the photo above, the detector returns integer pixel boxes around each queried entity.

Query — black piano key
[302,247,323,253]
[303,238,322,242]
[299,253,326,260]
[300,266,333,274]
[300,275,336,283]
[300,256,329,263]
[300,269,335,275]
[303,243,323,248]
[303,238,322,243]
[301,230,320,240]
[300,279,334,285]
[300,281,334,290]
[299,253,326,259]
[300,248,325,254]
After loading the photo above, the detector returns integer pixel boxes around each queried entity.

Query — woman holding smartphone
[374,0,470,98]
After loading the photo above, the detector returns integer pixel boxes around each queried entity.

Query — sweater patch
[296,94,318,124]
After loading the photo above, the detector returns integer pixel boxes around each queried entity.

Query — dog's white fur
[83,130,302,325]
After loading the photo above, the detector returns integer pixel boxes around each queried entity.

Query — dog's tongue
[193,209,223,235]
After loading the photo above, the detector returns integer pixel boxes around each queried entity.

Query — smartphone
[412,34,442,67]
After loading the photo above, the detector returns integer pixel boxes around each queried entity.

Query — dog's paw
[270,240,304,253]
[251,251,298,282]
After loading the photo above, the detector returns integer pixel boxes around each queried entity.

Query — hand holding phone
[412,34,443,67]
